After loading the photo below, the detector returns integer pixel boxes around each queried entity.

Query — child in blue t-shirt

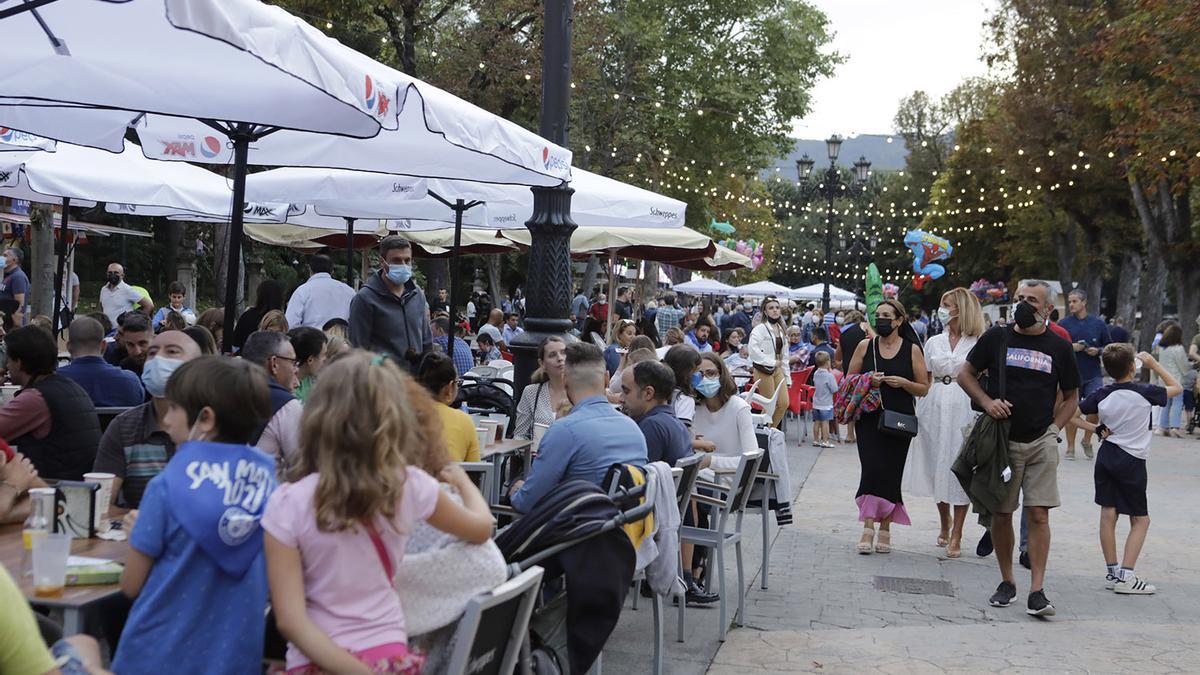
[1077,344,1181,596]
[114,357,276,675]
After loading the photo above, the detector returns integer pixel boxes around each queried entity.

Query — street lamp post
[795,135,871,314]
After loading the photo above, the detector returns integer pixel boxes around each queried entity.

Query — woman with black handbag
[846,299,929,554]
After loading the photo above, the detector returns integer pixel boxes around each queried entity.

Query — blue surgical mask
[690,371,702,389]
[141,356,184,398]
[696,376,721,398]
[385,263,412,285]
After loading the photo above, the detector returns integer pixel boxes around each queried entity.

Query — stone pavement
[710,431,1200,674]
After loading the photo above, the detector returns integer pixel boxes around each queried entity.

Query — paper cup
[83,472,116,531]
[32,533,71,598]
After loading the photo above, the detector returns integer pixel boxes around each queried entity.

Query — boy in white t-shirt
[1077,344,1182,595]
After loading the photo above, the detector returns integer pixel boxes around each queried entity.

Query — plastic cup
[32,533,71,598]
[476,427,490,450]
[83,472,116,531]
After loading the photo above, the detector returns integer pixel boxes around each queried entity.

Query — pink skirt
[856,494,911,526]
[285,643,423,675]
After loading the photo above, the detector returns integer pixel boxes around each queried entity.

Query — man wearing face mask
[959,280,1080,617]
[94,330,201,508]
[99,262,153,327]
[348,236,432,371]
[509,342,647,513]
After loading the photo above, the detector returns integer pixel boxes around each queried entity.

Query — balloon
[903,230,953,288]
[882,283,900,299]
[709,218,736,235]
[865,263,883,318]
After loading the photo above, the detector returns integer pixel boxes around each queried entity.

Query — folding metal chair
[443,566,544,675]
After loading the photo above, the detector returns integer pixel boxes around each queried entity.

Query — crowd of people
[2,233,1199,671]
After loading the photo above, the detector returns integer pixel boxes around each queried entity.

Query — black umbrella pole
[344,217,355,286]
[51,197,70,336]
[221,130,251,353]
[445,200,464,366]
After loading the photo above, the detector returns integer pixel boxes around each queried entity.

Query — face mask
[937,307,953,323]
[186,408,213,443]
[1013,301,1039,329]
[106,272,121,286]
[696,376,721,398]
[835,316,845,325]
[743,303,753,312]
[141,356,184,398]
[385,263,412,285]
[690,371,702,389]
[874,318,895,338]
[767,314,781,324]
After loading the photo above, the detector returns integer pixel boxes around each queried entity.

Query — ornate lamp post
[795,135,871,313]
[510,0,578,398]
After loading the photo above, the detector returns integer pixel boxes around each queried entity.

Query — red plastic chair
[500,351,514,363]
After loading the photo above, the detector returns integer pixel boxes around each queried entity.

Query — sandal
[875,530,891,554]
[936,534,949,548]
[946,538,961,558]
[857,527,874,554]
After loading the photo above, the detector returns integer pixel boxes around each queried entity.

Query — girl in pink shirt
[262,351,494,674]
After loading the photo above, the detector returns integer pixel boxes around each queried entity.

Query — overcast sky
[793,0,998,138]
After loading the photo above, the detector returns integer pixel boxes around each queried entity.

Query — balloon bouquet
[719,238,764,271]
[903,230,953,290]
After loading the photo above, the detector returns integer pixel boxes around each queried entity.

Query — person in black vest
[241,330,301,475]
[0,326,100,480]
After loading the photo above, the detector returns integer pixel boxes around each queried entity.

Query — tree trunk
[162,219,182,285]
[418,259,448,303]
[580,253,601,298]
[1114,248,1141,335]
[1050,225,1076,301]
[28,203,56,320]
[1173,267,1200,346]
[638,260,660,308]
[1136,243,1167,349]
[486,254,503,308]
[213,221,244,313]
[1078,222,1104,315]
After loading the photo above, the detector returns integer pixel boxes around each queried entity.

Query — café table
[0,522,131,635]
[479,437,534,504]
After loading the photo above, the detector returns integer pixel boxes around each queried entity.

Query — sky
[793,0,998,138]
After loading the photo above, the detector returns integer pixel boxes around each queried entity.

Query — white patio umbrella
[0,140,291,331]
[733,280,797,299]
[0,0,570,347]
[673,245,754,272]
[0,127,54,152]
[672,278,737,295]
[790,282,856,302]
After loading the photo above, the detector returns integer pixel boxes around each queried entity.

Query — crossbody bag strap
[364,519,395,581]
[998,328,1010,401]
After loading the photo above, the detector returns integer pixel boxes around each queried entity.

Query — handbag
[874,338,919,439]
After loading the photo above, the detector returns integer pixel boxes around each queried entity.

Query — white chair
[680,450,765,641]
[443,566,544,675]
[739,377,786,428]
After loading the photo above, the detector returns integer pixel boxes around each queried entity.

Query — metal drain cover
[873,576,955,596]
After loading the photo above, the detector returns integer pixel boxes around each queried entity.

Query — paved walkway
[710,432,1200,674]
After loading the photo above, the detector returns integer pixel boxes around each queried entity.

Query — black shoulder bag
[875,338,919,439]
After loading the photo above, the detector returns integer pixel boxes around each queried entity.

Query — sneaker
[1104,573,1120,590]
[1113,576,1157,595]
[976,530,994,557]
[1019,550,1031,570]
[989,580,1017,607]
[1065,449,1076,460]
[1082,441,1094,459]
[1026,589,1056,616]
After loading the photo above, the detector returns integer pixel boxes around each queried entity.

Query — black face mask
[874,318,895,337]
[767,314,781,324]
[1014,301,1039,329]
[106,272,121,286]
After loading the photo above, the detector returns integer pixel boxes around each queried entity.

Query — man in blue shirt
[510,342,648,512]
[571,288,590,332]
[620,360,692,466]
[0,247,30,326]
[431,316,473,376]
[1058,288,1111,460]
[58,316,145,407]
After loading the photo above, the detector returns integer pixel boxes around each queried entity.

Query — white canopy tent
[791,282,857,302]
[672,278,737,295]
[733,280,798,299]
[0,0,571,347]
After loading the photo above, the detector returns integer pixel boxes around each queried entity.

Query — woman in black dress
[847,299,929,554]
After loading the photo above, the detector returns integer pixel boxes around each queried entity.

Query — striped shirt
[92,402,175,508]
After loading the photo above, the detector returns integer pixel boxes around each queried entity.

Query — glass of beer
[32,533,71,598]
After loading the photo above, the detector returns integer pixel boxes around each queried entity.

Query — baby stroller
[455,370,516,435]
[495,476,654,674]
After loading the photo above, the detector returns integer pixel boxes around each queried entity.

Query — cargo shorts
[998,424,1061,514]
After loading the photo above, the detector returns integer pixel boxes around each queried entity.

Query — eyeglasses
[272,354,297,365]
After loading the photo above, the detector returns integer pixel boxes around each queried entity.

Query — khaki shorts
[998,425,1061,513]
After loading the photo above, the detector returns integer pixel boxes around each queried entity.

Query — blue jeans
[1160,393,1183,429]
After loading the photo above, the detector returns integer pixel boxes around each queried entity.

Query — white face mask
[937,307,953,323]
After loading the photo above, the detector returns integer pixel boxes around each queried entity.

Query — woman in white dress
[902,287,986,558]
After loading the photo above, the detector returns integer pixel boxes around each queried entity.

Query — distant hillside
[763,134,910,182]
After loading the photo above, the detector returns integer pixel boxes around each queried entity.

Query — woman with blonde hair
[258,309,288,333]
[902,287,984,558]
[262,351,493,674]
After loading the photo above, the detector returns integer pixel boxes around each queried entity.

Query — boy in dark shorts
[1077,344,1182,595]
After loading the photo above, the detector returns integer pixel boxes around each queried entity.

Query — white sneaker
[1113,576,1156,594]
[1104,574,1119,590]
